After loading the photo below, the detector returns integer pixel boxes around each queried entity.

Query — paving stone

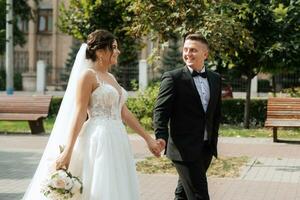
[1,135,300,200]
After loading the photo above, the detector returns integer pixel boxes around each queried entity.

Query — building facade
[10,0,73,91]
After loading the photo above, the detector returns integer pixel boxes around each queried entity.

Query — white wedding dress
[22,44,139,200]
[67,70,140,199]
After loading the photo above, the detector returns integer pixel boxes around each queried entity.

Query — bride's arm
[121,105,161,157]
[56,71,93,169]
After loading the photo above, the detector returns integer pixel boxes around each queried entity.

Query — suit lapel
[182,66,205,113]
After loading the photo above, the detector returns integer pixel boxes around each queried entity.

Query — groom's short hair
[184,33,209,50]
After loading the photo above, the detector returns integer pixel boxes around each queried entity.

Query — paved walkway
[0,134,300,200]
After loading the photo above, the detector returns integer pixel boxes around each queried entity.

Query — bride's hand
[55,150,71,170]
[146,137,161,158]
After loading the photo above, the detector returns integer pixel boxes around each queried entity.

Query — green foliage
[0,69,5,89]
[65,41,81,71]
[124,0,299,128]
[126,83,160,130]
[13,71,22,90]
[219,0,300,78]
[0,0,38,54]
[283,87,300,97]
[266,0,300,72]
[126,84,267,129]
[0,0,5,54]
[258,79,271,93]
[124,0,253,59]
[60,41,82,89]
[58,0,140,80]
[48,97,63,117]
[214,1,299,127]
[160,37,184,73]
[0,69,22,90]
[222,99,267,126]
[48,89,267,128]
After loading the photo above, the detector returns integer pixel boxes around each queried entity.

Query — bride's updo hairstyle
[86,29,117,62]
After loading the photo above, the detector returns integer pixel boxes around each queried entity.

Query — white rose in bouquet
[65,176,73,190]
[41,169,83,199]
[50,170,68,189]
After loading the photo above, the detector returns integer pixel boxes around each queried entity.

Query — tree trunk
[243,76,251,128]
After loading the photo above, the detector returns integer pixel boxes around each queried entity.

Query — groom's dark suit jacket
[154,66,222,161]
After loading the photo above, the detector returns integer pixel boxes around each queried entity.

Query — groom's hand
[146,137,162,157]
[156,139,166,153]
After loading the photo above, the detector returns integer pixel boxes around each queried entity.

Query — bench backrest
[0,95,52,114]
[267,97,300,120]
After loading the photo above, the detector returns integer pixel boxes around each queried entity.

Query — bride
[22,29,161,199]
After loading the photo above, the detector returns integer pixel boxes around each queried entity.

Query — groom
[154,33,222,200]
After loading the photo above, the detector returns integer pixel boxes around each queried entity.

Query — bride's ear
[96,50,104,58]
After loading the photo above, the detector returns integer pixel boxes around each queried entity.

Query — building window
[38,9,53,33]
[17,17,29,33]
[38,51,52,67]
[14,51,29,72]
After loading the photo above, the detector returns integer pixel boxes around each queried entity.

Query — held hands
[146,137,166,158]
[156,139,166,153]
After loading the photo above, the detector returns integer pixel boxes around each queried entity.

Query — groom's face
[182,39,208,71]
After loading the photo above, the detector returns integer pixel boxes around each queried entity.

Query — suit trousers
[172,141,213,200]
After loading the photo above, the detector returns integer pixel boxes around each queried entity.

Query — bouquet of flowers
[41,145,83,199]
[40,169,83,200]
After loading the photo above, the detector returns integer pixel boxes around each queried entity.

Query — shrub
[49,97,63,117]
[0,69,23,90]
[0,70,5,90]
[283,87,300,97]
[48,88,268,128]
[258,79,271,93]
[14,72,23,90]
[222,99,267,126]
[126,82,160,130]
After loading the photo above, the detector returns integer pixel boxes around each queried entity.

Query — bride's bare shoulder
[79,69,97,82]
[76,69,97,91]
[108,72,118,81]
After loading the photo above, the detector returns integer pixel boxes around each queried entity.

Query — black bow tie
[192,70,207,78]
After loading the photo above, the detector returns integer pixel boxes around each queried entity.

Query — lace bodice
[87,69,128,120]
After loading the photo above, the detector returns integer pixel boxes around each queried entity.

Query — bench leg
[28,119,45,134]
[273,127,278,142]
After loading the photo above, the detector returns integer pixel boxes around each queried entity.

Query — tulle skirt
[68,117,140,200]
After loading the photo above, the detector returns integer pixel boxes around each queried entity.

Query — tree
[0,0,38,55]
[59,40,81,89]
[160,36,184,73]
[266,1,300,71]
[263,1,300,94]
[221,1,299,128]
[64,40,81,71]
[124,0,253,58]
[124,0,254,127]
[125,0,299,128]
[58,0,140,89]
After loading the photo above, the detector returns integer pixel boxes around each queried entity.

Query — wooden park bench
[265,97,300,142]
[0,95,52,134]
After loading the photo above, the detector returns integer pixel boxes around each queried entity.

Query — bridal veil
[22,44,91,199]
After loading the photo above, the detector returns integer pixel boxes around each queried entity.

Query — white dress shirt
[187,66,210,141]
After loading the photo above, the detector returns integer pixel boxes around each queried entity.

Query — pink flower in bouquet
[41,169,83,199]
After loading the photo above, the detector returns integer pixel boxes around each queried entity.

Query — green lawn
[220,124,300,139]
[137,156,249,178]
[0,118,55,133]
[0,118,299,139]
